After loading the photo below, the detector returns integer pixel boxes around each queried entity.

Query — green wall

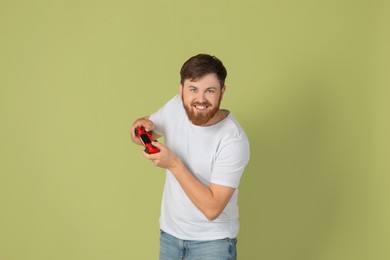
[1,0,389,259]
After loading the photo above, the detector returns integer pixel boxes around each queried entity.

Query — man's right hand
[130,116,156,145]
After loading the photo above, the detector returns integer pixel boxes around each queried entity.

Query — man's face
[180,73,225,126]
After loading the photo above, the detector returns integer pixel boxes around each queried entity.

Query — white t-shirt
[150,95,250,240]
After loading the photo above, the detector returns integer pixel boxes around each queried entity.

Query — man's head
[180,54,227,88]
[179,54,227,126]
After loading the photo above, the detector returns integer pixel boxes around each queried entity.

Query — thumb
[152,141,164,149]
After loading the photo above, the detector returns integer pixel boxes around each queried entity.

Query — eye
[189,88,197,93]
[206,89,215,93]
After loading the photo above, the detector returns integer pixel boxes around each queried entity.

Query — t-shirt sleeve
[149,95,181,137]
[210,137,250,188]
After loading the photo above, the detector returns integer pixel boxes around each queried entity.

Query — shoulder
[150,95,183,119]
[220,114,248,141]
[149,94,184,136]
[216,114,250,155]
[166,94,182,107]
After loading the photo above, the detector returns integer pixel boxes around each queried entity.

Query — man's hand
[141,141,179,170]
[130,116,159,145]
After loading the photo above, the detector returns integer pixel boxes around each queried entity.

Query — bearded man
[131,54,250,260]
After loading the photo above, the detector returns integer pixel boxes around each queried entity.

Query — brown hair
[180,54,227,88]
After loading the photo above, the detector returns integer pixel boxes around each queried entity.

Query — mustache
[192,101,212,107]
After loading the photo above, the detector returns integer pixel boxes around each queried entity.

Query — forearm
[142,141,235,221]
[169,160,230,221]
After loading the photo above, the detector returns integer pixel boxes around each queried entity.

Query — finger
[144,123,154,132]
[141,150,153,161]
[131,122,142,138]
[131,127,136,138]
[151,141,163,149]
[140,150,147,156]
[141,150,158,160]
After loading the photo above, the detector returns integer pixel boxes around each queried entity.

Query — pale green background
[0,0,389,259]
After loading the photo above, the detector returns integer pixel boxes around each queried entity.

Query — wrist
[168,156,182,173]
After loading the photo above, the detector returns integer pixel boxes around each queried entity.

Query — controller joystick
[134,126,160,154]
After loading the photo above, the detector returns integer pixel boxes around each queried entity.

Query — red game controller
[134,126,160,154]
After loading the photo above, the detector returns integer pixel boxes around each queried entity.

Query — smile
[194,105,209,110]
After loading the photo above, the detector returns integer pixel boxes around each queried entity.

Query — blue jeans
[159,230,237,260]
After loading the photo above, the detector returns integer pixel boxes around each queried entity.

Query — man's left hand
[141,141,180,171]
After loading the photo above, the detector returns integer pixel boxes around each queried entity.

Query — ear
[179,83,183,100]
[220,85,226,100]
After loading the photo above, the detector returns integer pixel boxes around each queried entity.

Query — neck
[203,109,228,126]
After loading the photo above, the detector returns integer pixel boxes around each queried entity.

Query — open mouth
[193,104,209,110]
[192,103,212,111]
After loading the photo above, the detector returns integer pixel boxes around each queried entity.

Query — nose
[195,91,207,102]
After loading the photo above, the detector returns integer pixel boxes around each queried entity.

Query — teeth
[195,105,207,109]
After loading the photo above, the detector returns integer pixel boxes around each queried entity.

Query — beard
[182,95,221,126]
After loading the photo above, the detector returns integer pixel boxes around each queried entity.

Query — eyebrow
[188,86,218,90]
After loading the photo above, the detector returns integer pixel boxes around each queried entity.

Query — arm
[142,141,235,221]
[130,116,162,145]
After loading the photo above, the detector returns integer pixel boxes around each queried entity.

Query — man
[131,54,250,260]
